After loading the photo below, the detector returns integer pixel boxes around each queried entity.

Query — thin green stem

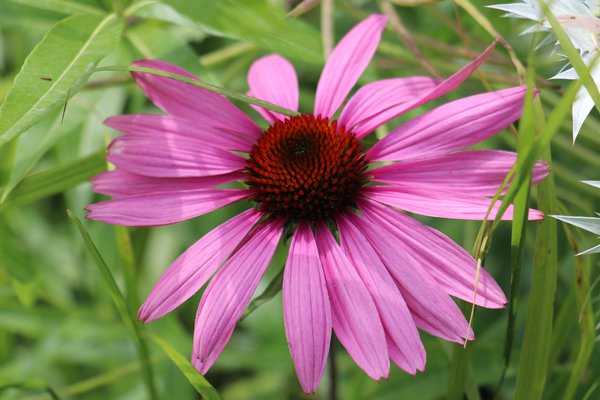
[90,65,299,117]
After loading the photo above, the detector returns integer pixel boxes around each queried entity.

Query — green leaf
[497,59,538,394]
[148,334,222,400]
[0,109,78,203]
[0,152,106,211]
[67,210,158,400]
[0,13,123,148]
[159,0,322,64]
[514,147,558,400]
[4,0,105,15]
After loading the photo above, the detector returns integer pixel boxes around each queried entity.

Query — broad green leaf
[5,0,104,15]
[0,152,106,211]
[68,210,158,400]
[125,1,197,28]
[0,218,36,282]
[148,334,222,400]
[159,0,322,64]
[0,110,77,203]
[0,13,123,148]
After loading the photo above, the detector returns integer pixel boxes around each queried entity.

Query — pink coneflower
[87,15,548,393]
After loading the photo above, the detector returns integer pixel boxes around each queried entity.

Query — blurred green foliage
[0,0,598,399]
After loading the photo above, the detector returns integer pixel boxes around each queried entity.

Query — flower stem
[329,337,338,400]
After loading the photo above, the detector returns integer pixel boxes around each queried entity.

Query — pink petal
[314,223,389,380]
[106,132,246,178]
[349,42,496,138]
[132,59,261,138]
[283,223,332,393]
[91,170,245,198]
[371,150,549,197]
[105,114,255,152]
[349,205,474,343]
[339,76,439,134]
[360,201,507,309]
[247,54,299,123]
[138,209,262,322]
[192,219,284,373]
[314,14,388,118]
[336,214,425,374]
[85,189,249,226]
[364,186,544,221]
[368,86,528,162]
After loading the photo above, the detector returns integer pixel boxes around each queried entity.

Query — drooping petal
[283,222,332,393]
[314,14,388,118]
[337,214,425,374]
[349,205,474,343]
[105,114,255,152]
[364,186,544,221]
[91,170,245,198]
[578,243,600,255]
[338,76,439,131]
[247,54,299,123]
[348,42,496,138]
[368,86,528,162]
[370,150,549,196]
[314,223,389,380]
[131,59,262,138]
[572,86,594,141]
[85,189,249,226]
[192,219,284,373]
[360,201,507,309]
[106,132,246,178]
[138,209,262,322]
[552,215,600,235]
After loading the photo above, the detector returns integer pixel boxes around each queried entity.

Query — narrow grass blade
[115,226,140,315]
[497,58,537,393]
[67,211,158,400]
[0,13,123,148]
[554,209,596,400]
[514,146,558,400]
[148,333,222,400]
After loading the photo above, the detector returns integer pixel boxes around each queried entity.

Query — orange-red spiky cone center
[246,114,369,222]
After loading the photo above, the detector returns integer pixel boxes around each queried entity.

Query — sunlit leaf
[0,13,123,148]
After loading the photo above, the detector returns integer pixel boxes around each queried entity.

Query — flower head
[553,180,600,255]
[490,0,600,140]
[86,15,548,393]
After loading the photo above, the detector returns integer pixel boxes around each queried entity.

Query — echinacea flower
[86,14,548,393]
[490,0,600,140]
[553,180,600,255]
